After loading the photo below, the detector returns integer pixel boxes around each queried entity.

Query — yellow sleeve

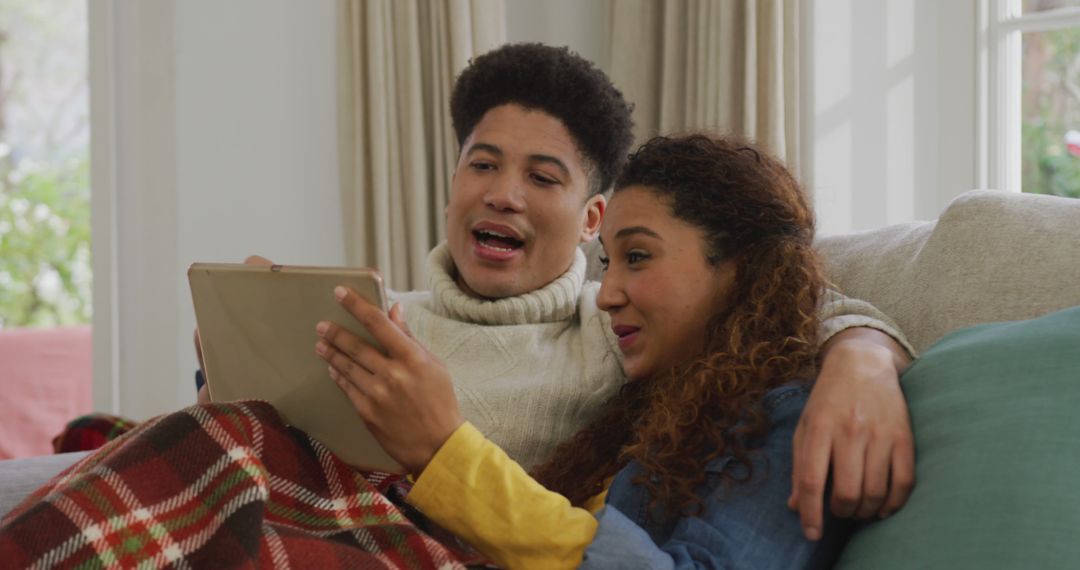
[406,422,599,569]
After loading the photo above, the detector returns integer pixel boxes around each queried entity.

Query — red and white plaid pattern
[0,401,485,569]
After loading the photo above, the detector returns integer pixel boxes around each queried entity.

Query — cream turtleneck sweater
[392,243,624,470]
[391,242,913,471]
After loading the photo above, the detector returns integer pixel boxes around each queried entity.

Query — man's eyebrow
[527,154,571,178]
[465,142,502,157]
[465,143,571,179]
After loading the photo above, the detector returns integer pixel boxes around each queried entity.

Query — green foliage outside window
[0,153,91,328]
[0,0,90,329]
[1023,26,1080,198]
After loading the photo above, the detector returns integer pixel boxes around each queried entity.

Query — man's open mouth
[473,229,525,252]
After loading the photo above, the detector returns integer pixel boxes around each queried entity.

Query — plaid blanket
[52,413,137,454]
[0,401,488,569]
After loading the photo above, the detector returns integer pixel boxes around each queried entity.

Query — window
[0,0,91,459]
[981,0,1080,197]
[0,1,90,328]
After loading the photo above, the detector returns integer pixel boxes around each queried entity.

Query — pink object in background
[1066,130,1080,158]
[0,325,92,459]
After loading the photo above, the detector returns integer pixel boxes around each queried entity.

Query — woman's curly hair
[532,134,826,517]
[450,43,635,195]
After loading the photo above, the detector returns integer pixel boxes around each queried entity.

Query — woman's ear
[579,193,606,243]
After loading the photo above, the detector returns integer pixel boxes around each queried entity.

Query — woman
[316,134,850,568]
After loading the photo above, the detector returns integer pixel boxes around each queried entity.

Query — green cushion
[836,305,1080,569]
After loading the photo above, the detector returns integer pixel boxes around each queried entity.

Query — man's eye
[471,162,495,171]
[531,173,558,185]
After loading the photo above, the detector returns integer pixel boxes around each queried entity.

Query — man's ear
[579,193,606,244]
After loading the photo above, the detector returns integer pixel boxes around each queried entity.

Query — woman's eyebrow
[614,226,662,240]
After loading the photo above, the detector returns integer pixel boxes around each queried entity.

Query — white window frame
[978,0,1080,192]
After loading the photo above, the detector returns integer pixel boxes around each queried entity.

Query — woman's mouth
[612,325,640,349]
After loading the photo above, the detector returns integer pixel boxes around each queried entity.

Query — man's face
[446,104,604,299]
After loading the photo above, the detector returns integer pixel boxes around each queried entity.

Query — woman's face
[597,186,736,381]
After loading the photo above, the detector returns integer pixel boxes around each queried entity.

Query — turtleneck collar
[427,242,585,325]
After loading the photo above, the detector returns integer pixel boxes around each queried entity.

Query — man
[203,43,915,539]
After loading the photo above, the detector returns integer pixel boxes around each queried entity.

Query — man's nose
[483,174,526,212]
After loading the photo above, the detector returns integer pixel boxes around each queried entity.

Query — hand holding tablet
[188,261,402,472]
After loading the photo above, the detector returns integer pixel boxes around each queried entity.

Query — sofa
[2,189,1079,567]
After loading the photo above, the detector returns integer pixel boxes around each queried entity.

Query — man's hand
[789,328,914,540]
[194,255,274,404]
[315,286,464,476]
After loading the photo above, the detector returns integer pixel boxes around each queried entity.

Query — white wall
[91,0,342,419]
[507,0,981,236]
[805,0,978,235]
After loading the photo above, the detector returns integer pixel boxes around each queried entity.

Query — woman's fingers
[328,365,375,419]
[316,320,386,374]
[334,287,414,358]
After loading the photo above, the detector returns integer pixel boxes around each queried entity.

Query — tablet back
[188,262,401,472]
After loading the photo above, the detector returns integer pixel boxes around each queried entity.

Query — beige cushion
[816,190,1080,354]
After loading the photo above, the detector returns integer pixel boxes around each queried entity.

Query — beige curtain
[609,0,800,168]
[337,0,505,289]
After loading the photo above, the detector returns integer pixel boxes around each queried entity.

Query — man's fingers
[880,438,916,518]
[788,423,806,510]
[794,427,832,541]
[856,440,892,519]
[244,255,273,266]
[828,434,867,519]
[335,287,413,357]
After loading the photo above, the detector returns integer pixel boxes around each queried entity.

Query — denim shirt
[579,384,851,569]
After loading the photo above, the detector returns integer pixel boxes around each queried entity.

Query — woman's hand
[789,328,915,540]
[315,286,464,476]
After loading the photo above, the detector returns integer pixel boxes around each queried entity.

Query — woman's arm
[407,422,600,568]
[315,287,601,568]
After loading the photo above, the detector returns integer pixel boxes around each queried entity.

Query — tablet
[187,262,402,472]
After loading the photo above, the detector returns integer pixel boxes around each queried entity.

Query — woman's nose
[596,269,626,313]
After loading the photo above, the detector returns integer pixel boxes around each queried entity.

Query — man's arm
[790,290,916,540]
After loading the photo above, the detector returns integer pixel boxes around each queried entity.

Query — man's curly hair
[532,134,825,519]
[450,43,635,195]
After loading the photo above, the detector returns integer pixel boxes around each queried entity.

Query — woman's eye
[627,251,649,265]
[598,255,609,270]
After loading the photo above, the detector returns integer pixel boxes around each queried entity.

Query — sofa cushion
[0,451,89,518]
[835,304,1080,569]
[816,190,1080,354]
